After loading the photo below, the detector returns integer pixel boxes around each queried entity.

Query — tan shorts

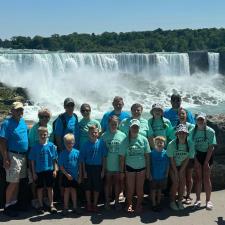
[6,152,27,183]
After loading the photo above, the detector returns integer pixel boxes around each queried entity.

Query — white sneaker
[193,200,201,210]
[206,201,213,210]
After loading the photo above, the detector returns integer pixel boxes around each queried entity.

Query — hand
[33,172,38,181]
[101,171,105,179]
[53,170,57,178]
[66,174,73,181]
[3,157,10,169]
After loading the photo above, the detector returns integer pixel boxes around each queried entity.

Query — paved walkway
[0,190,225,225]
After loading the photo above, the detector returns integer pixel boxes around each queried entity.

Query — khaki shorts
[6,152,27,183]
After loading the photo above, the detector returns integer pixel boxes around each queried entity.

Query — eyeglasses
[81,109,90,113]
[39,115,50,119]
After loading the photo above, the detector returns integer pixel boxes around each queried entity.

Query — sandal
[127,205,134,213]
[184,196,192,205]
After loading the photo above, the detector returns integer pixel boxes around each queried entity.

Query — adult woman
[119,119,150,213]
[78,103,101,149]
[167,124,195,210]
[101,116,126,210]
[148,103,173,148]
[190,112,216,210]
[119,103,149,138]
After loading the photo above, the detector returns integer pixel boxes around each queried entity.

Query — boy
[29,127,58,214]
[150,136,169,211]
[59,133,81,215]
[80,125,107,212]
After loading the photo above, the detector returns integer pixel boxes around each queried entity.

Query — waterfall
[208,52,219,74]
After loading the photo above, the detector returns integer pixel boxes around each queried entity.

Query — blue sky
[0,0,224,39]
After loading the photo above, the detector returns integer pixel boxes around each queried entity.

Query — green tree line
[1,28,225,53]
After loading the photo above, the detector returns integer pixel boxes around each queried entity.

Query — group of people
[0,94,216,218]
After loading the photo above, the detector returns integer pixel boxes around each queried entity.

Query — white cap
[129,119,140,128]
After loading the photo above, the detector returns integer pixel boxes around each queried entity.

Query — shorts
[36,170,54,188]
[150,179,167,190]
[196,151,214,166]
[126,165,146,172]
[6,152,27,183]
[62,175,78,188]
[106,170,120,175]
[84,164,102,192]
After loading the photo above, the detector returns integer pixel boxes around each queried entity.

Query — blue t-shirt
[100,110,130,132]
[150,149,169,180]
[164,108,195,127]
[54,113,79,149]
[29,142,58,173]
[80,139,107,165]
[0,117,28,153]
[58,148,80,181]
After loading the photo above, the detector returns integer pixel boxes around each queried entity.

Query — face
[65,139,75,151]
[39,131,48,144]
[113,99,124,112]
[81,107,91,118]
[155,139,165,151]
[39,113,50,125]
[197,117,205,128]
[130,125,139,137]
[177,131,188,141]
[178,109,187,121]
[171,98,181,109]
[152,108,163,118]
[11,108,24,121]
[109,119,118,132]
[65,103,75,115]
[89,128,99,142]
[131,106,142,119]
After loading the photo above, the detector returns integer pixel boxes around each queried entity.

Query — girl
[167,124,195,210]
[119,119,150,213]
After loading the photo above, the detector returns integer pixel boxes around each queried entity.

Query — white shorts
[6,152,27,183]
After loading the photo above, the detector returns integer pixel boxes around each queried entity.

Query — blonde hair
[38,126,48,133]
[154,136,166,143]
[63,133,75,143]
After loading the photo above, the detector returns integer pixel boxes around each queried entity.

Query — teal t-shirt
[78,118,101,149]
[28,123,53,148]
[101,130,126,172]
[119,134,151,169]
[189,126,216,153]
[170,122,195,140]
[119,117,150,138]
[167,138,195,166]
[148,117,173,144]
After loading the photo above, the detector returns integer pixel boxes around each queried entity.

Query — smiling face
[152,108,163,118]
[38,130,48,144]
[154,139,165,151]
[177,131,188,142]
[196,117,206,129]
[80,105,91,119]
[109,118,118,133]
[171,97,181,109]
[178,108,187,122]
[131,105,143,119]
[11,108,24,121]
[130,125,139,138]
[64,103,75,116]
[88,127,99,142]
[113,98,124,112]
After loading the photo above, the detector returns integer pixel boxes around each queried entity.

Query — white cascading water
[208,52,219,74]
[0,50,225,120]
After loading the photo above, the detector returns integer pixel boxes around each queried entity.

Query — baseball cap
[150,103,163,115]
[64,97,75,106]
[176,124,189,134]
[12,102,24,110]
[129,119,140,128]
[196,112,206,120]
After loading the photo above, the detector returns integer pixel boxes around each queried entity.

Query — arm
[53,159,58,178]
[170,157,178,181]
[148,137,155,149]
[0,137,10,169]
[101,157,106,178]
[145,153,151,180]
[31,160,37,181]
[204,145,214,167]
[60,165,73,180]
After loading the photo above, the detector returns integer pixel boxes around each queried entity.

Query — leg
[5,183,19,206]
[63,188,70,209]
[37,188,43,207]
[104,173,112,208]
[93,191,100,207]
[114,173,121,204]
[156,189,162,205]
[71,188,77,209]
[169,169,178,202]
[178,171,186,202]
[47,187,54,207]
[203,165,212,202]
[126,171,135,211]
[151,190,156,206]
[194,159,202,202]
[135,170,145,212]
[185,168,193,198]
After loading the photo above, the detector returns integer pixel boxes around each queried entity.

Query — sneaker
[177,201,185,210]
[193,200,201,210]
[170,201,179,211]
[115,202,122,211]
[36,206,45,214]
[206,201,213,210]
[49,206,57,214]
[104,202,110,210]
[62,209,69,216]
[72,207,82,215]
[4,206,19,217]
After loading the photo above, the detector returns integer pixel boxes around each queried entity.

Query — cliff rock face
[207,115,225,190]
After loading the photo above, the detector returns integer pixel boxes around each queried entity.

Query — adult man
[54,97,79,151]
[0,102,28,217]
[164,94,195,127]
[101,96,130,133]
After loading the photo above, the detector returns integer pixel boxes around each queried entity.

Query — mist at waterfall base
[0,51,224,121]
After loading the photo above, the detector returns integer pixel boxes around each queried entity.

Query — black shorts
[61,175,78,188]
[126,165,146,172]
[36,170,54,188]
[150,179,167,190]
[196,151,214,166]
[84,165,102,192]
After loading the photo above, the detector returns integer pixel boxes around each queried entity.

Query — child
[59,133,82,215]
[29,127,58,214]
[150,136,169,212]
[80,125,107,212]
[167,124,195,211]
